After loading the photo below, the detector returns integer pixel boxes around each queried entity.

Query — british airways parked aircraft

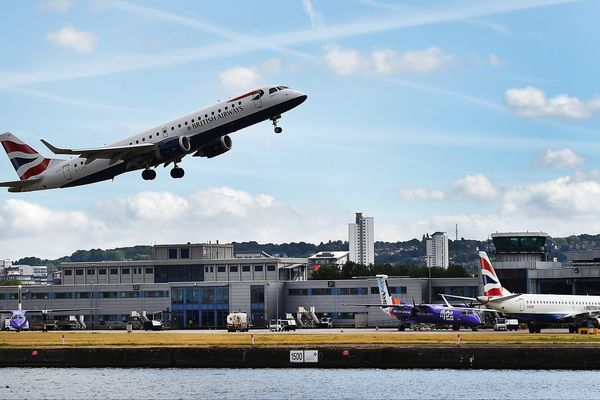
[0,85,306,192]
[451,251,600,333]
[346,275,482,331]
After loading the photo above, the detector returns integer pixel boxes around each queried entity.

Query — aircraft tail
[0,132,63,180]
[479,251,512,297]
[375,274,400,315]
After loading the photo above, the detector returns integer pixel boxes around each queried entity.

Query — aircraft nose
[296,93,307,104]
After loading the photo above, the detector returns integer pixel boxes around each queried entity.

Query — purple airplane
[346,275,482,331]
[1,285,97,331]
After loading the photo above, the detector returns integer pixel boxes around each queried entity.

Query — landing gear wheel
[271,115,282,133]
[142,169,156,180]
[170,167,184,179]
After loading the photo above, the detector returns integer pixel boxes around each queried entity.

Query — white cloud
[42,0,72,12]
[399,187,445,201]
[373,47,457,74]
[324,45,457,76]
[538,148,585,169]
[489,53,504,66]
[219,67,263,93]
[449,174,500,201]
[303,0,325,29]
[219,59,282,92]
[505,86,600,119]
[322,44,364,75]
[46,25,97,53]
[501,176,600,217]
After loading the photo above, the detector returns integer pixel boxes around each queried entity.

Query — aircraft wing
[0,178,41,188]
[342,303,409,309]
[41,139,155,164]
[26,307,100,314]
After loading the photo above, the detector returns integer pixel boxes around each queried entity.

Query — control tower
[490,232,556,294]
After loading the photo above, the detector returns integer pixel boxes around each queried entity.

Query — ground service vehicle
[506,319,519,331]
[226,312,249,332]
[494,317,507,331]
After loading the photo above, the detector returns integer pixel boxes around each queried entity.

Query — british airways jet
[1,285,96,331]
[450,252,600,333]
[346,275,482,331]
[0,85,307,192]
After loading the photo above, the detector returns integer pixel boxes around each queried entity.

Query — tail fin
[375,274,400,315]
[479,251,512,297]
[0,132,56,180]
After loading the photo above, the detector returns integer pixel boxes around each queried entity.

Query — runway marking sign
[290,350,319,363]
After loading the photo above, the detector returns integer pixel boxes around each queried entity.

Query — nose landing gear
[271,115,283,134]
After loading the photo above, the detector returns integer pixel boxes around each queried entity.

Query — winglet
[40,139,71,155]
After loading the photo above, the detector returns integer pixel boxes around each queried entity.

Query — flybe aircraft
[456,252,600,333]
[1,285,96,331]
[0,85,307,192]
[345,274,482,331]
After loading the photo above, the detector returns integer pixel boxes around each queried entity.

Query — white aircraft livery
[0,85,306,192]
[475,251,600,333]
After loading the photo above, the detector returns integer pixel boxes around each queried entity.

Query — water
[1,368,599,399]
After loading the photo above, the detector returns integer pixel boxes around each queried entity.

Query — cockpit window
[276,86,288,90]
[269,87,278,94]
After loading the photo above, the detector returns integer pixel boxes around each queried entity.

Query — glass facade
[171,286,229,329]
[493,236,546,253]
[250,285,265,328]
[155,265,204,283]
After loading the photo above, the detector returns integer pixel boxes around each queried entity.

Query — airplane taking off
[450,252,600,333]
[345,275,482,331]
[0,285,96,331]
[0,85,307,192]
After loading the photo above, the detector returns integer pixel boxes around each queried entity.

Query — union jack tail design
[0,132,53,180]
[479,251,512,298]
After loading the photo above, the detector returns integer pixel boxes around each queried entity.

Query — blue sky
[1,0,600,259]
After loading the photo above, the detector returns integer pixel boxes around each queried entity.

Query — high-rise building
[349,212,374,265]
[425,232,449,268]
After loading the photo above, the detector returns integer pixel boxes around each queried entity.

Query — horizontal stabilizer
[0,178,40,188]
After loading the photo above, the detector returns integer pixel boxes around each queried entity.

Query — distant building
[308,251,350,270]
[0,264,49,285]
[349,212,374,265]
[425,232,449,268]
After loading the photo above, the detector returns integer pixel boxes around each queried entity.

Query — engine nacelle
[195,135,232,158]
[156,136,191,161]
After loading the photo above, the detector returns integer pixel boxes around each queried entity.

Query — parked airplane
[0,285,96,331]
[345,274,482,331]
[0,85,307,192]
[451,251,600,333]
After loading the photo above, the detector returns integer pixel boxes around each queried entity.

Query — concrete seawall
[1,346,600,369]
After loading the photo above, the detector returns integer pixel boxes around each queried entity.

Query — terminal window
[64,270,72,276]
[217,266,226,273]
[145,267,153,274]
[98,269,107,275]
[180,248,190,259]
[242,266,250,272]
[75,269,83,276]
[229,266,238,273]
[87,270,95,275]
[168,248,178,259]
[267,265,276,272]
[110,268,118,275]
[122,268,130,275]
[255,266,263,272]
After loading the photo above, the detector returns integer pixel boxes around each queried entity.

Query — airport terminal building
[0,242,480,329]
[3,234,600,329]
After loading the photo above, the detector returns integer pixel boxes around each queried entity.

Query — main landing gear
[170,165,184,179]
[271,115,283,134]
[142,168,156,180]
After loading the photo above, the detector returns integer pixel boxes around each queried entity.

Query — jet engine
[195,135,232,158]
[156,136,191,160]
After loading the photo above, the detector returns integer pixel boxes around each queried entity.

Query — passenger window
[205,114,208,118]
[136,140,139,144]
[269,87,277,94]
[171,127,174,131]
[178,124,181,128]
[163,129,167,133]
[142,138,145,141]
[225,106,228,110]
[238,101,241,105]
[218,109,221,113]
[211,112,214,115]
